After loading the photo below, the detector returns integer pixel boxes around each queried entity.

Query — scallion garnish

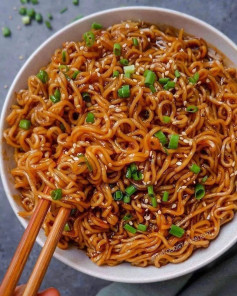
[83,31,95,47]
[31,0,38,4]
[20,0,28,3]
[124,65,135,74]
[147,185,154,197]
[62,50,66,63]
[72,70,80,80]
[154,130,168,146]
[169,225,185,238]
[175,69,181,78]
[120,59,129,66]
[124,224,136,234]
[202,175,208,183]
[113,70,119,77]
[195,184,205,200]
[162,191,169,202]
[189,72,199,84]
[22,16,31,25]
[27,8,35,18]
[82,92,91,102]
[78,153,93,172]
[125,184,137,196]
[118,85,130,98]
[137,224,147,231]
[149,85,156,93]
[35,13,43,23]
[73,0,79,5]
[113,43,121,56]
[64,223,70,232]
[190,164,201,174]
[86,112,95,123]
[123,213,132,221]
[60,7,68,14]
[126,167,132,179]
[164,81,175,90]
[159,77,170,84]
[45,20,52,29]
[19,119,31,130]
[186,105,198,113]
[19,7,27,15]
[60,123,66,132]
[50,88,61,104]
[144,70,156,86]
[47,13,53,20]
[151,196,157,207]
[130,163,137,174]
[123,195,131,203]
[91,22,102,29]
[2,27,11,37]
[36,70,49,83]
[51,188,62,200]
[168,134,179,149]
[132,171,143,181]
[113,190,123,201]
[132,38,139,46]
[58,65,69,72]
[124,72,131,78]
[163,116,171,124]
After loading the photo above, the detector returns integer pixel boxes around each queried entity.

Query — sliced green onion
[113,190,123,201]
[151,196,157,207]
[113,43,121,56]
[22,16,31,25]
[120,59,129,66]
[83,31,95,47]
[195,184,205,200]
[19,7,27,15]
[72,70,80,80]
[124,224,136,234]
[60,7,68,14]
[35,13,43,23]
[118,85,130,98]
[50,88,61,104]
[132,38,139,46]
[70,208,77,216]
[60,123,66,132]
[36,70,49,83]
[19,119,31,130]
[154,130,168,146]
[58,65,69,72]
[163,116,171,124]
[126,167,132,178]
[144,69,149,77]
[159,77,170,84]
[45,20,52,29]
[62,50,66,63]
[113,70,119,77]
[86,112,95,123]
[144,70,156,86]
[149,85,156,93]
[2,27,11,37]
[124,72,131,78]
[186,105,198,113]
[123,195,131,203]
[73,0,79,5]
[27,8,35,18]
[64,73,71,81]
[168,134,179,149]
[123,213,132,221]
[164,81,175,90]
[124,65,135,74]
[125,184,137,196]
[64,223,70,232]
[132,171,143,181]
[175,69,181,78]
[190,164,201,174]
[51,188,62,200]
[47,13,53,20]
[82,92,91,102]
[91,22,102,29]
[130,163,137,174]
[78,153,93,172]
[31,0,38,4]
[202,175,208,183]
[189,72,199,84]
[137,224,147,231]
[147,185,154,197]
[162,191,169,202]
[169,224,185,238]
[20,0,28,3]
[72,14,83,22]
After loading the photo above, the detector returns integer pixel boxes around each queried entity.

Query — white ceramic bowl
[1,7,237,283]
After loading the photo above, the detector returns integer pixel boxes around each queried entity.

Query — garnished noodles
[4,21,237,267]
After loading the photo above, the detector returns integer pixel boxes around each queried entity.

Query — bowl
[1,6,237,283]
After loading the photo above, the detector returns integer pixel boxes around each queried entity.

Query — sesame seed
[144,215,150,220]
[168,43,171,46]
[207,214,210,220]
[165,71,169,76]
[158,210,161,214]
[206,78,210,83]
[129,221,133,225]
[176,161,182,166]
[171,204,176,209]
[19,55,24,60]
[89,85,94,90]
[144,199,149,204]
[137,204,141,208]
[192,68,196,73]
[174,77,177,83]
[149,54,152,59]
[125,24,129,28]
[166,63,170,69]
[232,161,235,167]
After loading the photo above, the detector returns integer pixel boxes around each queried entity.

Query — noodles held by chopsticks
[4,21,237,267]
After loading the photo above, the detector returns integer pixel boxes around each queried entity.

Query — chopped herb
[113,190,123,201]
[151,196,157,207]
[19,119,31,130]
[83,31,95,47]
[123,195,131,203]
[86,112,95,123]
[91,22,102,29]
[72,70,80,80]
[144,70,156,86]
[189,72,199,84]
[64,223,70,232]
[113,43,121,56]
[19,7,27,15]
[123,213,132,221]
[132,38,139,46]
[163,116,171,124]
[113,70,119,77]
[31,0,39,4]
[164,81,175,90]
[27,8,35,19]
[154,130,168,146]
[124,224,136,234]
[124,65,135,74]
[149,85,156,93]
[51,188,62,200]
[82,92,91,102]
[45,20,52,29]
[132,171,143,181]
[73,0,79,5]
[137,224,147,231]
[126,167,132,179]
[2,27,11,37]
[36,70,49,83]
[118,85,130,98]
[72,15,83,22]
[120,59,129,66]
[169,225,185,238]
[78,153,93,172]
[202,175,208,183]
[22,16,31,25]
[168,134,179,149]
[159,77,170,84]
[175,69,181,78]
[47,13,53,20]
[162,191,169,202]
[58,65,69,72]
[186,105,198,113]
[190,164,201,174]
[20,0,28,3]
[62,50,66,63]
[125,184,137,196]
[35,13,43,23]
[60,7,68,14]
[124,72,131,78]
[147,185,154,197]
[60,123,66,132]
[50,88,61,104]
[195,184,205,200]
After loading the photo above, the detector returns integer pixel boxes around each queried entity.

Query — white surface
[1,7,237,283]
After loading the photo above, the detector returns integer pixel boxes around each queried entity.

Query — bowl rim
[1,6,237,283]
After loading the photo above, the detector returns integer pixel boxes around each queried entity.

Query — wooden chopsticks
[0,193,70,295]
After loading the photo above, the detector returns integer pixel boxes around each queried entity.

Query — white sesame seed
[125,24,129,28]
[144,199,149,204]
[206,78,210,83]
[171,204,176,209]
[165,71,169,76]
[129,221,133,225]
[168,43,171,46]
[166,63,170,69]
[207,214,210,220]
[158,210,162,214]
[174,77,177,83]
[149,54,152,59]
[232,161,235,167]
[144,215,150,220]
[89,85,94,90]
[122,43,126,48]
[176,161,182,166]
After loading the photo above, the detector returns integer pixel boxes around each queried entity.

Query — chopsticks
[0,191,70,295]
